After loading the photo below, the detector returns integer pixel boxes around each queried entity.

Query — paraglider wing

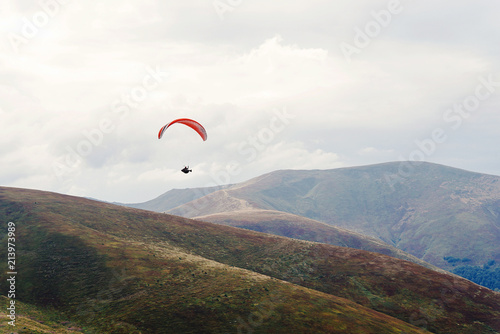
[158,118,207,141]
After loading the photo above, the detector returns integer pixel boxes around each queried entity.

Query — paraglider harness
[181,166,192,174]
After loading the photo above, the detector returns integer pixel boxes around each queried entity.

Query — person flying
[157,118,206,175]
[181,166,192,174]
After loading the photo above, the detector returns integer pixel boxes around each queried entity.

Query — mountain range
[1,186,499,333]
[126,162,500,277]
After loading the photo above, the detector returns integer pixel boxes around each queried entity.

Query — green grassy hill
[1,186,499,333]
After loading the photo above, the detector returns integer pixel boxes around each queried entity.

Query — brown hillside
[195,209,447,273]
[1,186,499,333]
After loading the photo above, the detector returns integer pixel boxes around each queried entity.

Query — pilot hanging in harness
[181,166,192,174]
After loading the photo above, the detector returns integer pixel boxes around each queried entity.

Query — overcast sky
[1,0,499,203]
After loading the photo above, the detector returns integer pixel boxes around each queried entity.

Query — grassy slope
[0,296,92,333]
[0,187,428,334]
[0,187,499,333]
[195,209,446,273]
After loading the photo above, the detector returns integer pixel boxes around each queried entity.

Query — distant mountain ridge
[121,184,231,212]
[126,162,500,274]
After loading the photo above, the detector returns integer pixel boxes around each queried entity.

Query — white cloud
[358,147,394,156]
[258,141,343,171]
[1,0,499,202]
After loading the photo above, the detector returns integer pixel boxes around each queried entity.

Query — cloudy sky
[1,0,499,203]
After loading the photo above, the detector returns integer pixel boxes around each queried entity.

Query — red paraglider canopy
[158,118,207,141]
